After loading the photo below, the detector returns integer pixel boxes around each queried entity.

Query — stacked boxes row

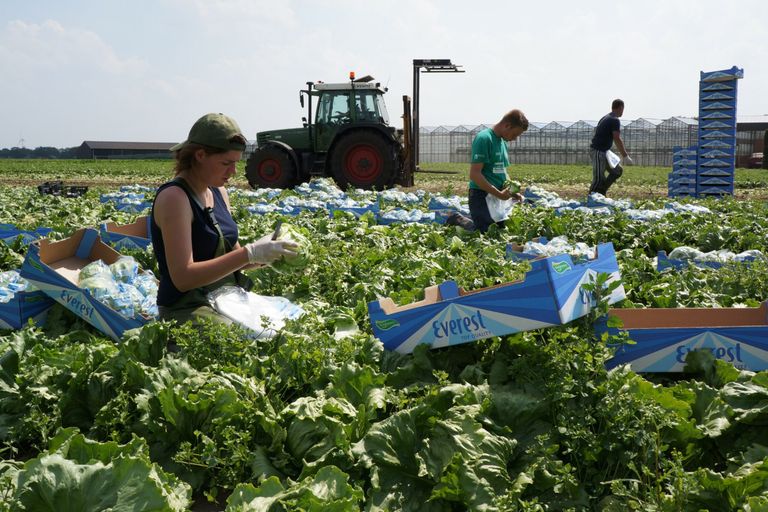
[667,66,743,198]
[697,66,743,197]
[668,145,698,197]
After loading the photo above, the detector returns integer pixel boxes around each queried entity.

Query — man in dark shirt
[589,99,632,195]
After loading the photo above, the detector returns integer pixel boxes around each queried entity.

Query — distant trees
[0,146,79,159]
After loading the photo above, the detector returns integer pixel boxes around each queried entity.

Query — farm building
[76,141,176,159]
[78,140,260,160]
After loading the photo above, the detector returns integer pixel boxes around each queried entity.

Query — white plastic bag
[485,194,513,223]
[207,286,304,339]
[605,150,621,169]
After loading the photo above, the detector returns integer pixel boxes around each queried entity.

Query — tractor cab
[310,79,392,152]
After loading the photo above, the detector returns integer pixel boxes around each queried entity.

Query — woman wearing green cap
[150,113,297,324]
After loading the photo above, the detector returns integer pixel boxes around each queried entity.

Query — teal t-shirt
[469,128,509,190]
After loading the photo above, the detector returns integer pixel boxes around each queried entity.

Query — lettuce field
[1,161,768,511]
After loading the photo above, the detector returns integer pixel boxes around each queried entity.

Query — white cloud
[0,19,145,75]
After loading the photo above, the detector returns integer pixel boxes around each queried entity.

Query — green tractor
[246,74,413,191]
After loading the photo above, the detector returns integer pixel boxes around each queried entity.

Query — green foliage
[2,171,768,510]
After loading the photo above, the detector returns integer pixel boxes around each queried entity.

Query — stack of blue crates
[667,66,743,198]
[668,145,698,197]
[697,66,743,197]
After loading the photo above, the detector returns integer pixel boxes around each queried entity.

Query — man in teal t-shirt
[467,109,528,232]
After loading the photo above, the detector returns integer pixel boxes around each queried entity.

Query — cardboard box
[368,242,625,354]
[601,303,768,372]
[20,228,153,341]
[0,289,54,330]
[656,250,759,271]
[0,224,52,246]
[506,240,626,324]
[100,216,152,251]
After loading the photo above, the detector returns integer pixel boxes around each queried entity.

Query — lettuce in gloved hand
[502,179,522,194]
[270,223,311,273]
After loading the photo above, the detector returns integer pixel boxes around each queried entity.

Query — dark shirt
[590,113,620,151]
[150,181,238,307]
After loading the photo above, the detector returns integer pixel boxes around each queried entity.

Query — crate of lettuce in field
[20,228,157,341]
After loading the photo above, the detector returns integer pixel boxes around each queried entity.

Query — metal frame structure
[411,59,464,172]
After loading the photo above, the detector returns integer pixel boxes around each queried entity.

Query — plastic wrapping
[78,258,158,319]
[79,259,113,281]
[110,256,140,283]
[523,236,596,262]
[0,270,30,304]
[207,286,304,339]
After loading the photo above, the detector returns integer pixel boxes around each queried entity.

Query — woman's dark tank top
[150,181,238,307]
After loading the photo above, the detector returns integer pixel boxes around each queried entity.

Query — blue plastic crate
[698,168,734,177]
[699,148,735,159]
[700,111,735,122]
[670,165,696,176]
[672,146,698,159]
[672,176,697,186]
[699,119,737,130]
[699,129,736,139]
[700,66,743,82]
[700,139,733,150]
[697,176,734,186]
[669,185,697,196]
[700,91,736,102]
[696,185,734,196]
[700,82,736,92]
[700,99,736,111]
[698,158,734,168]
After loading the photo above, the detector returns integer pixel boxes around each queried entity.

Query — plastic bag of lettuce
[270,223,311,273]
[78,256,159,319]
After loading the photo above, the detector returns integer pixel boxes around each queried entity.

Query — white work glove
[245,233,298,264]
[623,155,634,166]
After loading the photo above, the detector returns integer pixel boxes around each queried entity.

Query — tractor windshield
[316,91,351,125]
[354,91,383,123]
[374,93,390,125]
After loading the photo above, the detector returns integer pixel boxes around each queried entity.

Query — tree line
[0,146,79,159]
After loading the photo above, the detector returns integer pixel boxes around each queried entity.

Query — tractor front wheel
[330,131,397,190]
[245,146,297,189]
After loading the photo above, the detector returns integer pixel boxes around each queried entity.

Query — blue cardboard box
[506,241,625,323]
[20,228,153,341]
[99,216,152,251]
[657,250,758,271]
[369,242,625,353]
[0,289,54,329]
[0,224,52,246]
[601,303,768,372]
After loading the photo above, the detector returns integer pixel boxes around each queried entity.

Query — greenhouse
[418,116,762,167]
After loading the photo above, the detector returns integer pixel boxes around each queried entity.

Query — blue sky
[1,0,766,148]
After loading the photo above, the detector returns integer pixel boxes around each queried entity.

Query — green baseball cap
[170,113,247,152]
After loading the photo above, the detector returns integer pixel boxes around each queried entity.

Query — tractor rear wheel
[246,146,297,189]
[330,131,397,190]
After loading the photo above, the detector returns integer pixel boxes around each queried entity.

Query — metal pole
[413,61,420,171]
